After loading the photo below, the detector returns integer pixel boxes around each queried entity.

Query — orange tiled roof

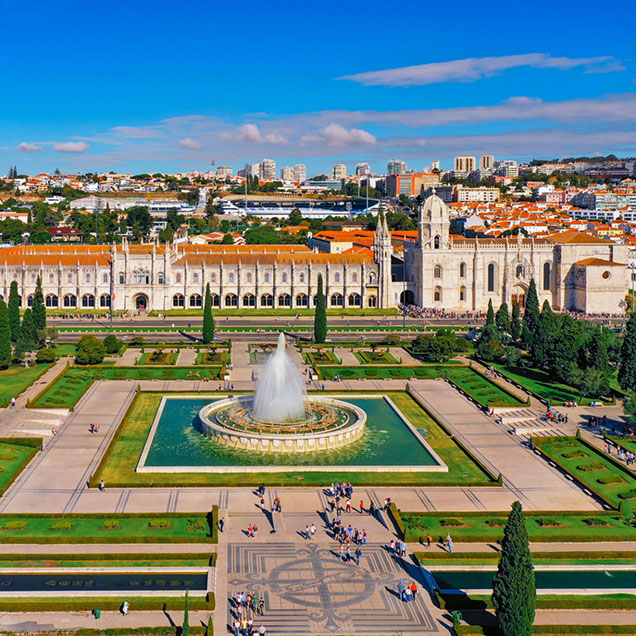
[575,258,624,267]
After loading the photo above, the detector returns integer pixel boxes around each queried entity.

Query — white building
[387,159,407,175]
[355,163,370,176]
[260,159,277,181]
[454,156,477,173]
[455,186,500,203]
[332,164,347,180]
[293,164,307,182]
[280,166,295,180]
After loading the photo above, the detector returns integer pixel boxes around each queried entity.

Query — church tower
[418,191,450,251]
[373,205,392,308]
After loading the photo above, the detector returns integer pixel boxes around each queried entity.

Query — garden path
[176,347,197,366]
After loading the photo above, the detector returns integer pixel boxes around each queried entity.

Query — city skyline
[1,0,634,175]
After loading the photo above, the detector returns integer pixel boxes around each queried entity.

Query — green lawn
[400,509,636,542]
[354,350,400,364]
[317,365,449,380]
[149,307,398,317]
[136,350,178,365]
[50,343,79,356]
[415,550,636,566]
[446,367,524,408]
[0,512,216,543]
[0,363,53,407]
[303,350,341,365]
[0,438,41,496]
[534,436,636,508]
[195,350,231,365]
[92,390,495,488]
[30,366,222,409]
[491,362,606,406]
[0,552,213,568]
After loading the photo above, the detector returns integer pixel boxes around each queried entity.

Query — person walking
[397,579,406,601]
[218,517,225,533]
[359,500,364,514]
[355,546,362,566]
[410,581,418,600]
[310,523,316,541]
[305,525,310,540]
[426,533,432,548]
[346,499,351,513]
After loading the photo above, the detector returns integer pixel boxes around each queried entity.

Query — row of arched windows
[432,262,552,293]
[171,293,373,308]
[168,271,371,285]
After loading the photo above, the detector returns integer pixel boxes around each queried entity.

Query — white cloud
[236,124,288,144]
[179,137,201,149]
[339,53,622,86]
[17,142,41,152]
[53,141,89,153]
[302,123,376,147]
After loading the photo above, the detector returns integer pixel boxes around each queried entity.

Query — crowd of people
[231,590,267,636]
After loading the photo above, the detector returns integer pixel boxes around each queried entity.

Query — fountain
[198,333,366,453]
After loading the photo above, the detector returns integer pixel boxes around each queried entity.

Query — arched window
[348,293,361,307]
[367,295,377,308]
[228,273,235,284]
[278,293,291,307]
[352,272,358,283]
[103,273,109,284]
[172,294,184,307]
[460,286,466,302]
[175,273,182,284]
[434,265,442,279]
[119,273,125,284]
[460,263,466,278]
[369,273,376,284]
[487,263,496,292]
[225,293,238,307]
[264,272,270,283]
[63,294,76,308]
[82,294,95,308]
[243,293,255,307]
[246,272,253,284]
[299,272,305,283]
[211,294,220,307]
[260,294,273,307]
[516,265,524,279]
[281,273,288,283]
[133,271,150,285]
[543,262,551,290]
[312,295,318,306]
[334,273,341,283]
[100,294,111,308]
[27,295,34,307]
[434,235,441,249]
[86,273,91,284]
[189,294,202,307]
[158,272,164,284]
[434,287,442,302]
[46,294,58,308]
[330,293,344,307]
[193,273,199,284]
[295,293,308,307]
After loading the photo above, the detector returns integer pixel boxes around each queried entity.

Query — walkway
[14,358,68,408]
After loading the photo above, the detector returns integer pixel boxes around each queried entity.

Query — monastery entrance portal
[400,290,414,305]
[134,294,148,310]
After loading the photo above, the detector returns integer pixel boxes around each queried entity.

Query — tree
[20,309,37,347]
[8,281,20,342]
[202,283,215,344]
[492,501,535,636]
[522,278,540,347]
[552,315,585,384]
[221,233,234,244]
[619,311,636,392]
[182,590,190,636]
[587,328,611,378]
[511,299,522,342]
[103,334,121,354]
[0,301,11,369]
[532,301,558,368]
[495,302,511,342]
[32,276,46,333]
[314,274,327,344]
[75,335,106,365]
[486,299,495,327]
[207,614,213,636]
[35,348,56,363]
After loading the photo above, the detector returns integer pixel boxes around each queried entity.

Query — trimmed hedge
[388,502,406,539]
[0,437,42,497]
[457,627,636,636]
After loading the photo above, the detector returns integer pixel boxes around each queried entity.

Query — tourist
[258,624,267,636]
[218,517,225,533]
[339,544,345,561]
[426,534,432,548]
[346,547,352,563]
[361,529,367,545]
[447,538,453,553]
[355,546,362,565]
[397,579,406,601]
[389,539,395,553]
[404,586,412,602]
[99,480,105,491]
[305,524,310,540]
[410,581,418,600]
[247,523,253,538]
[233,619,241,636]
[241,617,248,636]
[121,600,129,615]
[310,523,316,541]
[345,499,351,513]
[258,597,265,615]
[359,500,364,513]
[253,525,258,540]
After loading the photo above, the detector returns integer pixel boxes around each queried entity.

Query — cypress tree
[202,283,215,344]
[511,299,521,342]
[182,589,190,636]
[486,299,495,326]
[32,276,46,332]
[495,302,511,340]
[314,274,327,344]
[588,328,610,376]
[207,615,213,636]
[21,308,37,347]
[0,301,12,369]
[8,281,20,342]
[522,278,540,348]
[492,500,535,636]
[619,311,636,392]
[532,301,558,368]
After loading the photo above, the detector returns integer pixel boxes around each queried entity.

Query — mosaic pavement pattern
[226,543,439,634]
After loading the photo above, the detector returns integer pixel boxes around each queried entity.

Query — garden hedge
[457,627,636,635]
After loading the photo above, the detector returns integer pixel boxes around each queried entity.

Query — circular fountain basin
[198,396,366,453]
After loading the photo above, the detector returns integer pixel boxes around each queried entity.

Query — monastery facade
[0,194,630,314]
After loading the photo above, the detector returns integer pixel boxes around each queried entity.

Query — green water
[434,569,636,591]
[143,397,437,467]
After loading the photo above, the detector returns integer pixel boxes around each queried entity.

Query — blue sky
[2,0,635,176]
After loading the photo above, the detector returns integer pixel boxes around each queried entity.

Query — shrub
[364,368,378,377]
[75,335,105,365]
[485,518,508,527]
[534,518,564,528]
[1,521,27,530]
[100,520,121,530]
[36,348,56,363]
[50,520,74,530]
[582,518,610,527]
[562,450,588,459]
[576,462,608,472]
[186,518,206,534]
[148,520,172,530]
[597,475,626,485]
[130,336,145,346]
[103,334,121,354]
[440,518,466,527]
[618,489,636,501]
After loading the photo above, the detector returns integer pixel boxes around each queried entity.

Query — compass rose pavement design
[226,543,440,634]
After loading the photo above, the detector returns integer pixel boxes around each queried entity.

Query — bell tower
[373,206,392,308]
[418,191,450,250]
